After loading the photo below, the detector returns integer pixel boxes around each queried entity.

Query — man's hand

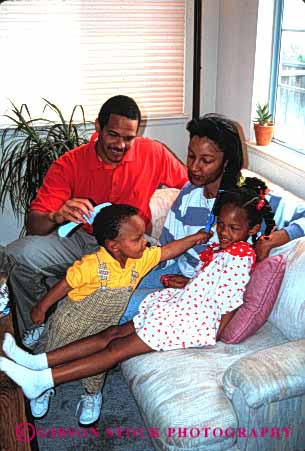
[48,198,94,225]
[27,198,95,235]
[254,230,290,262]
[31,305,46,325]
[161,274,190,288]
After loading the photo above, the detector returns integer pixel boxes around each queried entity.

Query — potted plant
[253,102,274,146]
[0,99,93,232]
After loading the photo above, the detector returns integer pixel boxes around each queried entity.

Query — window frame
[269,0,305,155]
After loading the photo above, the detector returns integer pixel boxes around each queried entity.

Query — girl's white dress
[133,241,256,350]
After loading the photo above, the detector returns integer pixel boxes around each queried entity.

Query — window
[0,0,190,125]
[270,0,305,154]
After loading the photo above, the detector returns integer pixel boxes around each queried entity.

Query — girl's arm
[160,229,212,262]
[31,278,71,324]
[216,310,237,341]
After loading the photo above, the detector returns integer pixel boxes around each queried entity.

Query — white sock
[0,356,54,399]
[3,333,48,370]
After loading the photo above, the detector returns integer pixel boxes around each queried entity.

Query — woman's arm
[254,230,289,262]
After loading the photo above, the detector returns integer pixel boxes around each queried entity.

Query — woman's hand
[161,274,190,288]
[31,305,46,325]
[254,230,289,262]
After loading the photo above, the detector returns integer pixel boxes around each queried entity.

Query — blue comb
[58,202,111,237]
[204,189,224,232]
[204,212,215,233]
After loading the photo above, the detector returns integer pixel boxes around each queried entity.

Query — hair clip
[256,199,265,210]
[236,175,245,187]
[259,187,270,199]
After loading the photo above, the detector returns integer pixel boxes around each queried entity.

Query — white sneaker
[22,324,46,349]
[30,389,55,418]
[76,392,103,426]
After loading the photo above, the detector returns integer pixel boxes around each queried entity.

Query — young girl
[0,178,275,405]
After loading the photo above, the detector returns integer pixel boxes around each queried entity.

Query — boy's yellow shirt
[66,246,161,302]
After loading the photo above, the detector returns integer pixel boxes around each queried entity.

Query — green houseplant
[253,102,274,146]
[0,99,93,230]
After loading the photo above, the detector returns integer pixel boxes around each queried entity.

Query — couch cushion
[268,237,305,340]
[121,322,288,450]
[221,255,286,344]
[149,188,180,240]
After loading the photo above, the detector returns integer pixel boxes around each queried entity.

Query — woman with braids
[120,113,305,323]
[16,203,211,425]
[0,177,276,402]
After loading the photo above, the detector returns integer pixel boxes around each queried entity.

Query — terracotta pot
[253,122,274,146]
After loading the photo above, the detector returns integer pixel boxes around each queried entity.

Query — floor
[32,366,155,451]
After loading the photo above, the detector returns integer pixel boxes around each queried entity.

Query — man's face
[96,114,138,165]
[187,136,226,193]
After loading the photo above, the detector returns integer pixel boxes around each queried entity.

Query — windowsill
[246,141,305,199]
[246,141,305,175]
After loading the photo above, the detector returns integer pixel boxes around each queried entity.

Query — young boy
[27,203,211,425]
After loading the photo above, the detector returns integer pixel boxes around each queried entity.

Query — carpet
[32,366,155,451]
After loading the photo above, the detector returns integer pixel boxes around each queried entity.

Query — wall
[214,0,259,137]
[204,0,305,199]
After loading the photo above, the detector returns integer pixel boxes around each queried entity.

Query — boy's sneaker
[30,389,55,418]
[76,392,103,426]
[22,324,46,349]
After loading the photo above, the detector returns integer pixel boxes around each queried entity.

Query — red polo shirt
[31,132,188,231]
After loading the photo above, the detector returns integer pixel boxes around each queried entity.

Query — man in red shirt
[5,95,187,339]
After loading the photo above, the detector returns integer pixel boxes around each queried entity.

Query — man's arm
[158,141,188,188]
[26,198,94,235]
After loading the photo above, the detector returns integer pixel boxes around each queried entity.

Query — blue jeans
[119,261,181,324]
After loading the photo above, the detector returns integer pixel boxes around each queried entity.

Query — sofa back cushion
[149,188,180,240]
[221,254,286,344]
[268,237,305,340]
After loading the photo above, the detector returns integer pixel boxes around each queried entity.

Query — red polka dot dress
[133,241,256,351]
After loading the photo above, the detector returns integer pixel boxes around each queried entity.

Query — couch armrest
[223,339,305,408]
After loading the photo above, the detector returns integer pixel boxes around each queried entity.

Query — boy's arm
[31,278,71,324]
[160,229,212,262]
[216,310,236,341]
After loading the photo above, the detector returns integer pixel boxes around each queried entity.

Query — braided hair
[93,204,139,246]
[214,177,275,243]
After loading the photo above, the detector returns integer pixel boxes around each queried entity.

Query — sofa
[121,169,305,451]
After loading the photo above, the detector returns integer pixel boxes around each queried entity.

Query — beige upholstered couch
[121,170,305,451]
